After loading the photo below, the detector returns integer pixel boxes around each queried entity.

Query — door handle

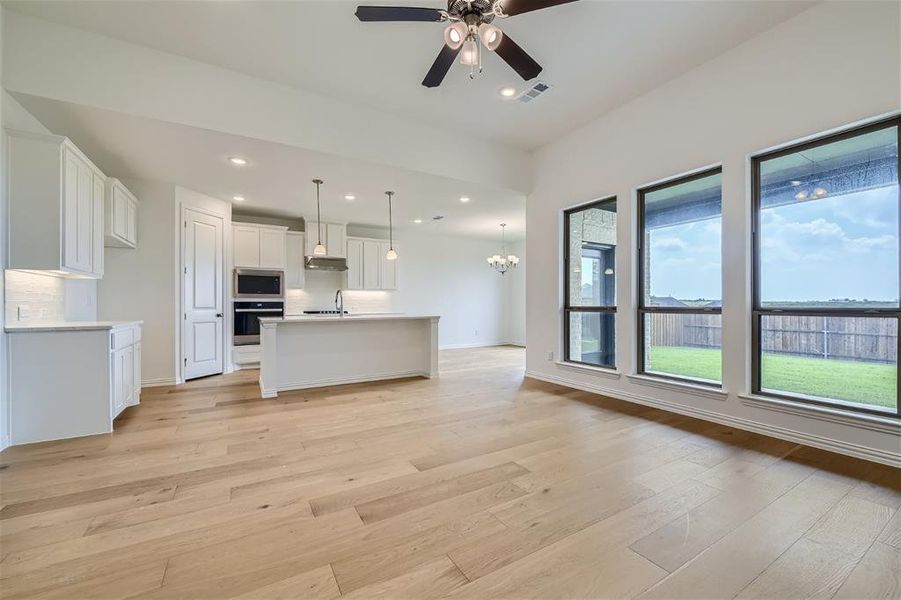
[216,313,223,318]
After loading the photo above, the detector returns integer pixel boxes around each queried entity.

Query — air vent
[518,81,551,104]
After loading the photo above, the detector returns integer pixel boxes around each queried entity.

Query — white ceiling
[5,0,814,150]
[14,93,526,239]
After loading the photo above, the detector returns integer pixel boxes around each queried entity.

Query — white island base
[258,315,439,397]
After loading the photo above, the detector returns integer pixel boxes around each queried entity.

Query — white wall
[286,230,523,349]
[526,2,900,466]
[1,8,7,450]
[98,179,177,385]
[504,239,526,347]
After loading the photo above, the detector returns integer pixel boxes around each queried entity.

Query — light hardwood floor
[1,346,898,599]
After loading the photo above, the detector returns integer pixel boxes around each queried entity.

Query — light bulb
[386,248,398,261]
[604,267,614,275]
[478,23,502,51]
[443,22,467,50]
[313,243,327,256]
[812,187,827,198]
[459,39,479,66]
[794,190,808,201]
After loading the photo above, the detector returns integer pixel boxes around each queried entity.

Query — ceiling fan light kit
[356,0,579,87]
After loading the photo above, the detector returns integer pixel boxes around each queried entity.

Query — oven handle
[234,308,284,313]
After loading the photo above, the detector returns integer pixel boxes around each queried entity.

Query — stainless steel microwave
[234,268,284,299]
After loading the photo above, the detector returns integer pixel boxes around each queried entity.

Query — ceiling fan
[355,0,579,87]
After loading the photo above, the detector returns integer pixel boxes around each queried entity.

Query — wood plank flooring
[1,346,898,599]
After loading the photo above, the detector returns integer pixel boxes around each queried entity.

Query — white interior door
[183,208,224,380]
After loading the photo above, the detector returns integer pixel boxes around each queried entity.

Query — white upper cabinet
[285,231,306,289]
[345,237,399,291]
[304,222,347,258]
[233,223,287,270]
[105,178,139,248]
[378,241,398,290]
[7,129,105,278]
[345,238,363,290]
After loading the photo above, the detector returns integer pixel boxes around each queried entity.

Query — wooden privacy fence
[649,313,898,363]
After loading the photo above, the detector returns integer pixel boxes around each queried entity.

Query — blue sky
[648,186,899,303]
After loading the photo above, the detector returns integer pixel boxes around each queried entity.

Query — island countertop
[259,314,439,325]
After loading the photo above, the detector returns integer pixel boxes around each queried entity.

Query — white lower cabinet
[7,322,142,446]
[345,237,398,290]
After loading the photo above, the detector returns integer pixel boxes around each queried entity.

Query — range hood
[304,256,348,271]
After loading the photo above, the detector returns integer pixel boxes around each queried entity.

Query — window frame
[563,196,617,369]
[636,166,724,387]
[750,116,901,419]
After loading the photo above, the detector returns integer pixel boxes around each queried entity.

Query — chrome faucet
[335,289,344,317]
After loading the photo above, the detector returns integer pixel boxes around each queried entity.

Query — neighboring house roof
[650,296,689,307]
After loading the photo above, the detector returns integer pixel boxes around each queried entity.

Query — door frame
[178,203,231,383]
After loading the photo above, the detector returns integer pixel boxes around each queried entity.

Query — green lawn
[647,346,897,410]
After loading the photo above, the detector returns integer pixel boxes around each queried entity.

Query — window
[638,168,723,385]
[752,117,899,417]
[564,197,617,368]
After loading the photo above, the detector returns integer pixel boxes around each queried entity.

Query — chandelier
[487,223,519,275]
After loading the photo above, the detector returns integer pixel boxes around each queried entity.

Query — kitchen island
[257,314,440,397]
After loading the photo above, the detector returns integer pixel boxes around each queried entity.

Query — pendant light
[385,191,398,261]
[312,178,327,255]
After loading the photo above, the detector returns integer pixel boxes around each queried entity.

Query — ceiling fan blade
[497,0,579,17]
[494,34,542,81]
[422,44,461,87]
[355,6,445,22]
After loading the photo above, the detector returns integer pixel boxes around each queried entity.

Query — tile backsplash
[285,270,395,315]
[4,270,66,323]
[4,270,97,324]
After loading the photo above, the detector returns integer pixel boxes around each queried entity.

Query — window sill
[626,373,727,400]
[555,361,621,380]
[739,393,900,434]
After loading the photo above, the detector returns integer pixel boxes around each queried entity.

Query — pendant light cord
[387,191,394,250]
[314,179,323,244]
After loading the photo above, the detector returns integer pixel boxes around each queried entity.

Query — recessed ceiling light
[232,195,245,202]
[499,87,516,97]
[228,157,248,166]
[460,196,471,203]
[344,194,356,201]
[413,218,423,224]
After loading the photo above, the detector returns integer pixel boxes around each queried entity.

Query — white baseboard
[141,377,178,388]
[264,369,431,398]
[525,370,901,469]
[440,341,509,350]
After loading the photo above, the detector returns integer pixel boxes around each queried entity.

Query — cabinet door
[233,226,261,267]
[133,341,142,405]
[113,187,129,241]
[92,173,105,276]
[126,200,137,246]
[362,241,381,290]
[63,151,93,273]
[326,224,346,258]
[285,232,305,289]
[259,229,286,269]
[112,348,125,417]
[378,242,397,290]
[345,239,363,290]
